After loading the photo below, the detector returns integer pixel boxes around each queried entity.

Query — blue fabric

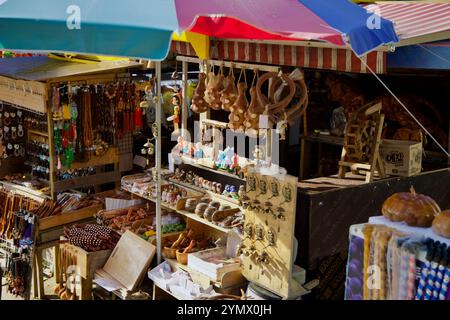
[299,0,399,56]
[388,45,450,71]
[0,0,178,60]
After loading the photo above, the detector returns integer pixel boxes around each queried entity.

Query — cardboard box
[379,139,422,177]
[187,231,241,282]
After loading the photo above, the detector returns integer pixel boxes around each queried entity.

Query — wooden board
[38,204,102,231]
[61,147,119,170]
[60,240,111,279]
[102,230,156,292]
[53,171,121,193]
[241,170,302,299]
[0,75,47,113]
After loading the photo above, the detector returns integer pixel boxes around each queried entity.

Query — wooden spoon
[53,244,64,294]
[70,254,78,300]
[58,248,67,298]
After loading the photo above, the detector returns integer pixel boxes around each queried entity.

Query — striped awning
[171,39,386,74]
[364,2,450,42]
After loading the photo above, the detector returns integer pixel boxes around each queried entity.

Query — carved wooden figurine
[228,82,248,132]
[190,72,208,113]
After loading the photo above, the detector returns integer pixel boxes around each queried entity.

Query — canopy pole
[181,60,188,139]
[155,61,162,264]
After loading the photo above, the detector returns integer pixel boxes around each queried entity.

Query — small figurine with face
[175,136,184,154]
[171,94,181,133]
[194,142,204,159]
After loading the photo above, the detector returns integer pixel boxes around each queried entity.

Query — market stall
[344,185,450,300]
[0,54,155,299]
[3,0,449,302]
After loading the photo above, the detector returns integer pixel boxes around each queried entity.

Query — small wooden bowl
[176,249,189,265]
[163,246,177,259]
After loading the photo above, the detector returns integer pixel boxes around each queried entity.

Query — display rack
[176,55,281,171]
[0,211,38,301]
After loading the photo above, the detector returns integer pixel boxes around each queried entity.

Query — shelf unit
[126,182,235,235]
[167,178,240,206]
[176,155,246,182]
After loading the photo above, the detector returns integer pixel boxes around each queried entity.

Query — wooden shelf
[27,129,49,138]
[300,133,344,146]
[53,171,121,193]
[176,209,231,234]
[0,181,49,202]
[127,190,177,212]
[168,179,240,206]
[128,188,232,234]
[62,147,119,170]
[177,155,246,182]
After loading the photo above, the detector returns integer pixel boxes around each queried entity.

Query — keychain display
[240,170,301,298]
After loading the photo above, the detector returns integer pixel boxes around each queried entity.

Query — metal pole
[181,61,188,140]
[155,61,162,264]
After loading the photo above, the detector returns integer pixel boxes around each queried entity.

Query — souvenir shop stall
[0,54,156,300]
[1,0,449,302]
[167,28,450,297]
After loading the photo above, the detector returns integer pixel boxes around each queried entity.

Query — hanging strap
[251,69,259,88]
[238,67,247,84]
[229,63,235,78]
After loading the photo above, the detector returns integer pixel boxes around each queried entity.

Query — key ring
[269,179,279,199]
[13,144,20,157]
[17,125,24,138]
[19,145,25,157]
[7,143,13,150]
[3,126,10,141]
[4,112,11,126]
[11,127,17,140]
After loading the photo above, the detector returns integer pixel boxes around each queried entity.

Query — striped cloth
[424,261,439,300]
[415,261,430,300]
[438,268,450,300]
[431,264,446,300]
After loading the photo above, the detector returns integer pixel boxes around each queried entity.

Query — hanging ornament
[134,107,143,131]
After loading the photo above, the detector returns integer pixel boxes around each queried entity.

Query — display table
[296,168,450,269]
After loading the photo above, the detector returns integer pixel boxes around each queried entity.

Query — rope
[358,56,450,158]
[417,44,450,65]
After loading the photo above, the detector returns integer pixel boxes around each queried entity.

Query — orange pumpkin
[382,187,441,227]
[432,210,450,238]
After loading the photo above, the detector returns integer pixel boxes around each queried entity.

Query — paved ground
[2,275,57,300]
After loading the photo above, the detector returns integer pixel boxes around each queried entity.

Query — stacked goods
[189,197,244,230]
[64,224,120,252]
[32,194,103,218]
[348,226,450,300]
[121,173,153,193]
[163,230,215,265]
[95,204,155,235]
